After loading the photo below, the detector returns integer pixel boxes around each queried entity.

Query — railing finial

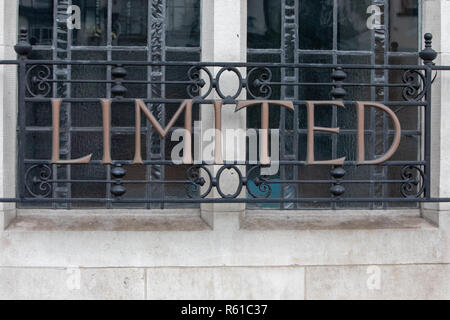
[330,167,346,198]
[111,164,127,198]
[111,64,128,98]
[14,26,32,58]
[420,33,437,65]
[330,67,347,199]
[330,67,347,100]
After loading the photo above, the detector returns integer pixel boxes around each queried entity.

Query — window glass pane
[112,50,147,99]
[338,0,372,51]
[112,0,148,46]
[19,0,53,46]
[166,0,200,47]
[299,0,333,50]
[71,165,106,208]
[298,54,333,103]
[72,51,107,98]
[389,0,418,52]
[247,0,281,49]
[72,0,108,46]
[337,54,371,101]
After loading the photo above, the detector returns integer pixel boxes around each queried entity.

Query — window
[17,0,427,211]
[247,0,421,209]
[19,0,201,209]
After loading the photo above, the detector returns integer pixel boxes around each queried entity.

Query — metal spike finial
[14,26,32,57]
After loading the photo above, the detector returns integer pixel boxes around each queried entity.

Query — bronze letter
[134,99,193,164]
[214,101,224,164]
[236,100,294,165]
[51,98,92,164]
[356,101,401,165]
[101,99,112,164]
[306,101,346,165]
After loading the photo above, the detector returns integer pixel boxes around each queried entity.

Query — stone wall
[1,0,450,300]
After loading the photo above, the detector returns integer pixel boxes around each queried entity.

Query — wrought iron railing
[2,30,450,207]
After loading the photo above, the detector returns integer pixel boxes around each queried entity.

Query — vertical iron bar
[106,0,113,208]
[280,0,297,209]
[14,28,32,201]
[383,0,390,208]
[331,0,338,210]
[17,60,27,201]
[18,60,26,200]
[424,66,432,199]
[279,0,286,210]
[146,0,152,209]
[419,33,437,199]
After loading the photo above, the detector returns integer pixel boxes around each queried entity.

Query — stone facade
[1,0,450,300]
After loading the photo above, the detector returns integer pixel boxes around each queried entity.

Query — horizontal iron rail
[0,197,449,204]
[23,79,424,88]
[25,179,418,184]
[22,127,421,137]
[22,160,427,166]
[0,60,432,69]
[22,98,428,106]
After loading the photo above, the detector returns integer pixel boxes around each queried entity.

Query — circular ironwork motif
[186,165,213,199]
[247,67,273,99]
[402,69,426,102]
[215,67,244,100]
[401,165,425,198]
[215,165,244,199]
[187,66,213,99]
[26,65,52,97]
[246,166,272,199]
[25,164,52,198]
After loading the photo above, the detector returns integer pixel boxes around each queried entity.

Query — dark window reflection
[389,0,418,52]
[248,0,281,49]
[299,0,333,50]
[166,0,200,47]
[73,0,108,46]
[19,0,53,46]
[112,0,148,46]
[338,0,372,51]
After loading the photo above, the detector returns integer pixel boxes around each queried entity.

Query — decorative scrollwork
[247,67,273,99]
[187,66,213,99]
[246,166,272,199]
[216,165,244,199]
[25,164,52,198]
[402,69,426,101]
[401,166,425,198]
[26,65,52,97]
[186,165,213,199]
[215,67,244,100]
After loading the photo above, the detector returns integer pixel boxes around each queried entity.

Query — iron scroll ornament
[401,165,425,199]
[402,69,426,102]
[187,66,214,99]
[247,67,273,99]
[25,164,52,198]
[26,65,52,97]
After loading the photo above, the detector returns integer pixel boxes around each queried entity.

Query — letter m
[133,99,193,164]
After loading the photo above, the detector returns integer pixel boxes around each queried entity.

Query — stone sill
[8,209,209,232]
[240,210,437,231]
[4,209,438,232]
